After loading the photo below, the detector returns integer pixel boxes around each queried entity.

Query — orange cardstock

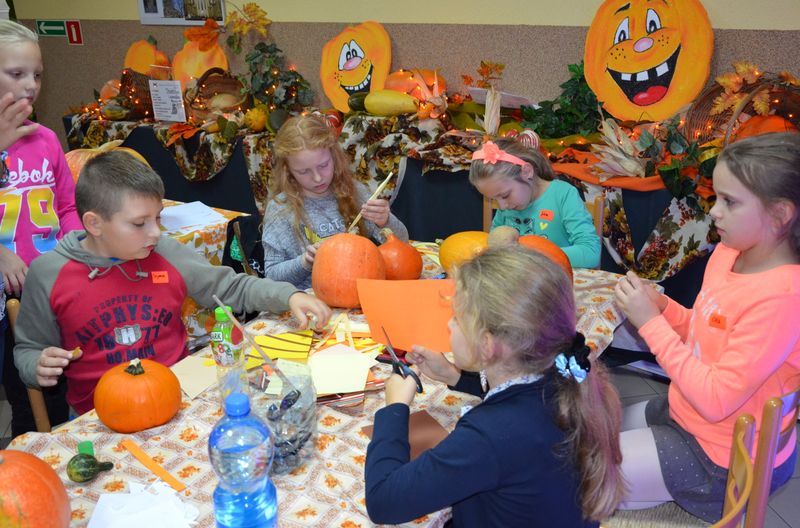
[539,209,555,221]
[151,271,169,283]
[709,312,727,330]
[357,279,454,352]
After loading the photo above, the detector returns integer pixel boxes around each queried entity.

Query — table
[8,266,627,527]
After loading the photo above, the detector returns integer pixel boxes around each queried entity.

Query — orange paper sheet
[357,279,454,352]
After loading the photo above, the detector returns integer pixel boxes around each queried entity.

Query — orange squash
[733,115,798,142]
[584,0,713,122]
[0,450,71,528]
[94,358,182,434]
[312,233,386,308]
[65,141,150,182]
[519,235,573,282]
[439,231,489,273]
[98,79,121,101]
[172,40,229,90]
[123,39,171,80]
[384,69,447,101]
[378,230,423,280]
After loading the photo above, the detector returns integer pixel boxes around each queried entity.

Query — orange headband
[471,141,527,167]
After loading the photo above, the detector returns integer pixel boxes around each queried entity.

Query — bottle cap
[214,306,232,322]
[224,392,250,417]
[77,441,94,456]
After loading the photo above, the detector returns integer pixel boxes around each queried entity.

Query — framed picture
[138,0,225,26]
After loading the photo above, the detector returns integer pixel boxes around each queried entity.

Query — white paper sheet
[308,344,373,395]
[88,481,199,528]
[160,201,228,232]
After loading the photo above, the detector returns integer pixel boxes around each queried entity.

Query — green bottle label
[210,321,242,366]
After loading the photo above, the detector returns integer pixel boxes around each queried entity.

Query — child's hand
[0,92,38,151]
[36,346,82,387]
[361,199,390,228]
[0,245,28,296]
[384,368,420,406]
[614,271,666,329]
[407,345,461,386]
[301,242,320,271]
[288,292,331,331]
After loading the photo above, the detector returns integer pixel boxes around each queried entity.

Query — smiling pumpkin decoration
[320,21,392,113]
[584,0,713,122]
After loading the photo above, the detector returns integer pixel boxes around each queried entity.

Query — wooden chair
[743,386,800,528]
[711,414,756,528]
[5,299,52,432]
[482,194,605,237]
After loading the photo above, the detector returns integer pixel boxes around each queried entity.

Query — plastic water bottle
[209,393,278,528]
[210,306,249,405]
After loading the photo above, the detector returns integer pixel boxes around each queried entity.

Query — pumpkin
[123,39,171,80]
[320,21,392,113]
[519,235,573,282]
[584,0,713,122]
[312,233,386,308]
[384,69,448,101]
[733,115,799,142]
[171,40,229,91]
[65,141,150,183]
[378,229,423,280]
[0,450,71,528]
[94,358,182,434]
[439,231,489,273]
[98,79,121,101]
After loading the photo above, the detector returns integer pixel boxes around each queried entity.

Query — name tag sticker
[152,271,169,284]
[709,312,726,330]
[539,209,554,221]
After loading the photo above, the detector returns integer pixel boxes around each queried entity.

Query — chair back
[6,298,52,432]
[712,414,756,528]
[744,386,800,528]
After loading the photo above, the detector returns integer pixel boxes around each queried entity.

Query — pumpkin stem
[380,227,394,240]
[124,359,145,376]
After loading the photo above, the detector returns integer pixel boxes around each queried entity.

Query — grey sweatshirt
[261,184,409,289]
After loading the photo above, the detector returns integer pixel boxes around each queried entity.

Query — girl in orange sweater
[614,132,800,521]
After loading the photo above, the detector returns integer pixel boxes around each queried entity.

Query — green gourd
[66,453,114,483]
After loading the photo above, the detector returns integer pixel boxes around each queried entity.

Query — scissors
[381,326,423,393]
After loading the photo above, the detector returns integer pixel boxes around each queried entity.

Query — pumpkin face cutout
[584,0,713,122]
[320,21,392,112]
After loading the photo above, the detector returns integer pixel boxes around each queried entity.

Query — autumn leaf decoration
[183,19,222,51]
[166,123,202,147]
[461,61,505,90]
[225,2,272,55]
[710,61,771,116]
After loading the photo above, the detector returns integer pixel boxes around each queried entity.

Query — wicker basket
[684,76,800,145]
[183,67,251,123]
[119,68,154,120]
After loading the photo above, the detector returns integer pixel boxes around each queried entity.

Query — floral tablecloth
[8,267,626,527]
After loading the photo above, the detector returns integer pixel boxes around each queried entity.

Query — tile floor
[1,367,798,525]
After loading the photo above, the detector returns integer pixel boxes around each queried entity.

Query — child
[13,151,331,417]
[0,20,81,437]
[614,132,800,521]
[469,138,600,268]
[262,115,409,289]
[365,245,624,527]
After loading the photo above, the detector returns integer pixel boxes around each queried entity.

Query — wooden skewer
[346,171,394,233]
[211,295,295,390]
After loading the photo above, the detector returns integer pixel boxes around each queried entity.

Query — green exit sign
[36,20,67,37]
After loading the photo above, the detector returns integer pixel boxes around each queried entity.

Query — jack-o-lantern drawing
[320,21,392,112]
[584,0,713,122]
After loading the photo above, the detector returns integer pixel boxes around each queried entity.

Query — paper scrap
[160,201,228,232]
[170,354,216,399]
[307,344,373,395]
[88,481,199,528]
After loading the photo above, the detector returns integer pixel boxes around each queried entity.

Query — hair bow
[471,141,527,167]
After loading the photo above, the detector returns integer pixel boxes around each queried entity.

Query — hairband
[554,332,592,383]
[471,141,527,167]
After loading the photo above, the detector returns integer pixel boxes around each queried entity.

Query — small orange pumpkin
[519,235,573,282]
[171,40,229,90]
[733,115,799,142]
[378,230,423,280]
[94,358,182,434]
[123,39,171,80]
[0,450,71,528]
[312,233,386,308]
[439,231,489,273]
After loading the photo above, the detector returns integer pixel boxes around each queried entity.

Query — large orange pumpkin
[584,0,713,122]
[439,231,489,273]
[94,358,182,434]
[384,69,448,101]
[733,115,799,142]
[312,233,386,308]
[320,21,392,113]
[378,231,423,280]
[123,39,171,80]
[518,235,573,282]
[65,141,150,183]
[172,40,229,90]
[0,450,71,528]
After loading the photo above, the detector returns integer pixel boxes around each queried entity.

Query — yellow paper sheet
[245,331,314,369]
[307,343,373,395]
[171,354,217,399]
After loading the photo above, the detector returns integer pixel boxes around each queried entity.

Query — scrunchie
[554,332,592,383]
